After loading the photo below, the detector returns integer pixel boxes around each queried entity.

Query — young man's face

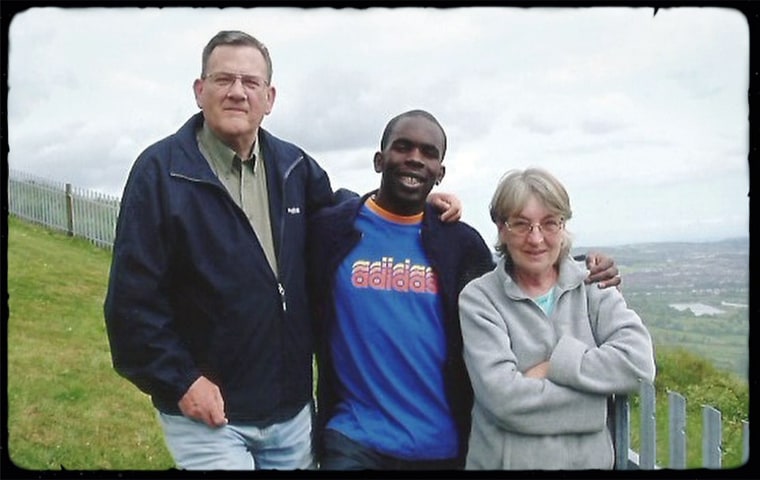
[193,45,275,154]
[373,116,446,216]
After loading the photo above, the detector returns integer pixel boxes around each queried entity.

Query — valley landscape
[574,237,749,380]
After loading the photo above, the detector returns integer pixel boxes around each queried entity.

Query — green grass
[6,216,173,470]
[5,216,749,471]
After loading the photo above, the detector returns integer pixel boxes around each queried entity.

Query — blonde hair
[489,167,573,259]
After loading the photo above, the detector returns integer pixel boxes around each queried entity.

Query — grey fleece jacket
[458,255,655,470]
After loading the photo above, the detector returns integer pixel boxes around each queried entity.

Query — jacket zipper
[172,159,298,315]
[278,282,287,312]
[272,154,304,315]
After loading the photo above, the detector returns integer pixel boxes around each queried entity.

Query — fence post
[742,421,750,465]
[702,405,722,468]
[668,391,687,469]
[639,381,657,469]
[65,183,74,236]
[614,394,631,469]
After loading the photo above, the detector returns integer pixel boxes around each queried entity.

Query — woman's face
[499,194,564,278]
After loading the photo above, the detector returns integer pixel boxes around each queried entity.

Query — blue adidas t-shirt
[326,199,458,460]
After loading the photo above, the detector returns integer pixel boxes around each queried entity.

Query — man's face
[373,116,446,215]
[193,45,275,153]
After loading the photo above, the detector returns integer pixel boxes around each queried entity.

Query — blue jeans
[158,403,314,470]
[319,429,462,470]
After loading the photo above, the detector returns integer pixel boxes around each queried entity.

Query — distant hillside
[575,237,749,379]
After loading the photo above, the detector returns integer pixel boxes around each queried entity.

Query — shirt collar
[199,122,258,172]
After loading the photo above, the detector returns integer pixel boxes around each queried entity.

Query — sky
[5,4,751,248]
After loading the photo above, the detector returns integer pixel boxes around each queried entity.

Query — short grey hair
[201,30,273,83]
[490,167,573,259]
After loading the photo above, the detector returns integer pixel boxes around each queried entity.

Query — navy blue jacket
[306,192,495,465]
[104,113,334,425]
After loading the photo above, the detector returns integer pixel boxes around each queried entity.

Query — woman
[459,167,655,470]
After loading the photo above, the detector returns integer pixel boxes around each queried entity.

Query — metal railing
[8,169,120,249]
[614,381,750,469]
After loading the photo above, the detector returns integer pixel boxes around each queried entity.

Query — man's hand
[585,252,621,289]
[524,361,550,379]
[427,192,461,223]
[178,376,228,428]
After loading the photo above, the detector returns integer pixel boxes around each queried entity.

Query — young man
[306,110,620,469]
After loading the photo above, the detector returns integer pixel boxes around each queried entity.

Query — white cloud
[6,5,749,247]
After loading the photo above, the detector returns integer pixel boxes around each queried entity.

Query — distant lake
[669,303,726,316]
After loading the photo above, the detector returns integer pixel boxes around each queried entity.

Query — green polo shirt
[197,123,277,276]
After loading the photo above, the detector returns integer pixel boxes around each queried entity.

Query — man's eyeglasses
[203,72,268,91]
[504,218,564,236]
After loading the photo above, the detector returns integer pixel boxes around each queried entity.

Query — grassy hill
[6,216,173,470]
[5,216,749,470]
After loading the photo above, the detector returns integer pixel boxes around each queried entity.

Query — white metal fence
[614,381,749,469]
[8,169,120,249]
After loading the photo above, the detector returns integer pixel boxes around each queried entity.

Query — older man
[104,30,345,470]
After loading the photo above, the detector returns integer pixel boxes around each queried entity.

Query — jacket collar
[168,113,218,183]
[169,112,302,184]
